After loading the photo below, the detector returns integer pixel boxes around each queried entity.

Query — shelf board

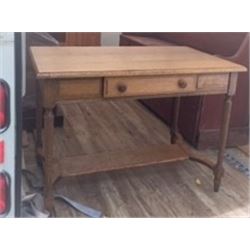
[58,144,188,177]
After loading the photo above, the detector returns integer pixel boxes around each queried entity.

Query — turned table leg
[170,97,181,144]
[36,81,42,149]
[213,94,232,192]
[213,73,238,192]
[43,108,56,214]
[169,79,235,192]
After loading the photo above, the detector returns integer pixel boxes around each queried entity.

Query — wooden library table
[30,46,246,214]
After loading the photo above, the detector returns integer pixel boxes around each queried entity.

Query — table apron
[40,73,234,107]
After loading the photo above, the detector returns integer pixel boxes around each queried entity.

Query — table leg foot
[44,185,55,215]
[213,166,225,192]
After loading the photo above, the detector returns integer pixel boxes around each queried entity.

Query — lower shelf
[58,144,189,178]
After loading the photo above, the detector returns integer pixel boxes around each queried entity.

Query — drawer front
[104,75,197,98]
[197,74,229,92]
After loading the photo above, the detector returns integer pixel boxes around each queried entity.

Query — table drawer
[104,75,197,98]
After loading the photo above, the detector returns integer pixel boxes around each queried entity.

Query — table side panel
[58,78,103,101]
[197,73,229,92]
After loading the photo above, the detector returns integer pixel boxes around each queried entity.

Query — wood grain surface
[30,46,246,79]
[23,100,249,217]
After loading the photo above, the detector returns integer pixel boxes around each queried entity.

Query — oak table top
[30,46,246,79]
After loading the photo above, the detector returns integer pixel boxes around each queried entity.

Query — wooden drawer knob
[117,83,127,93]
[178,79,188,88]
